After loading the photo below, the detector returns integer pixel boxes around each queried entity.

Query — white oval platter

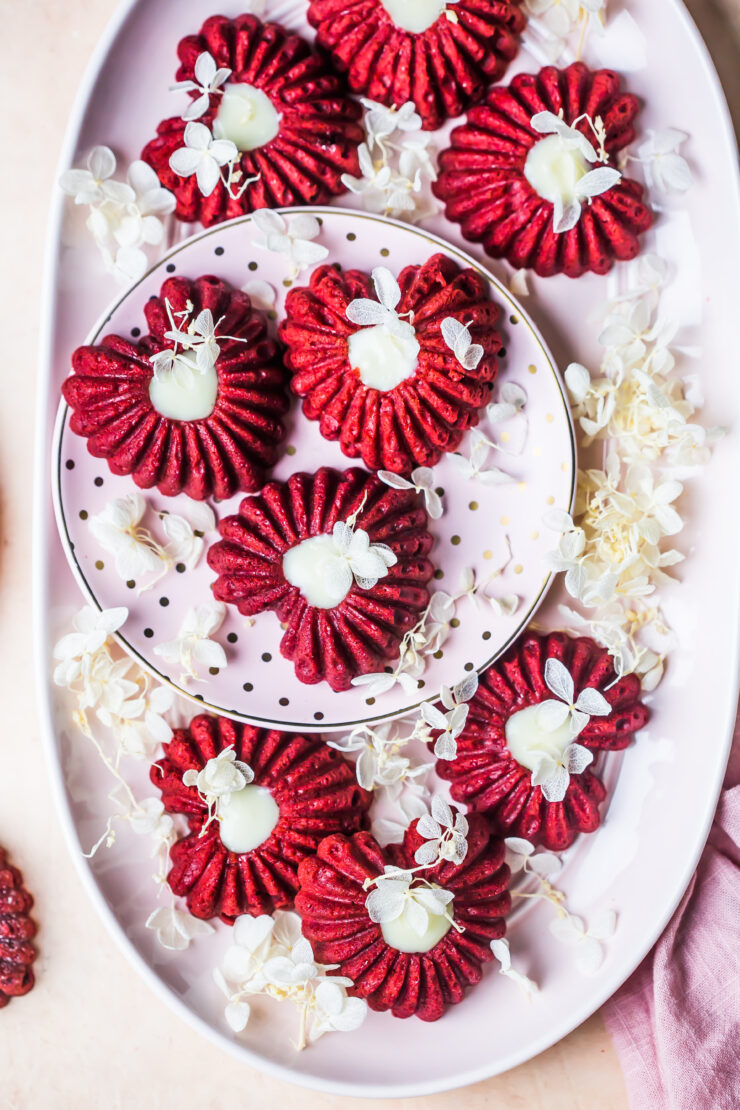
[34,0,740,1097]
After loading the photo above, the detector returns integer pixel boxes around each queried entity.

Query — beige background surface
[1,1,738,1107]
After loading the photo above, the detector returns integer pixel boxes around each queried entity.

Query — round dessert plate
[52,208,575,732]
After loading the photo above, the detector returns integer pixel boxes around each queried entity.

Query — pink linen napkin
[604,722,740,1110]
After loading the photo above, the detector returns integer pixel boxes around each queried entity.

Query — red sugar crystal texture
[306,0,526,130]
[151,714,371,924]
[208,466,435,691]
[142,15,364,225]
[279,253,502,475]
[436,631,650,851]
[0,848,37,1008]
[63,275,288,501]
[295,817,511,1021]
[434,63,654,278]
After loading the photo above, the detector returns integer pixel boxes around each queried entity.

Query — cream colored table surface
[1,1,737,1107]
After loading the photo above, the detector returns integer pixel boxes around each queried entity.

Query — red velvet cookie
[63,275,288,501]
[142,14,364,226]
[0,848,37,1008]
[435,632,650,851]
[207,466,435,691]
[307,0,526,131]
[151,714,371,924]
[295,817,511,1021]
[434,63,653,278]
[279,254,502,475]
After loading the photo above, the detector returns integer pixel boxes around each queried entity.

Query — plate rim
[50,204,577,732]
[32,0,740,1096]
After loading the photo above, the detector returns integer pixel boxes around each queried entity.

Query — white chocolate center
[380,0,446,33]
[524,134,591,207]
[214,83,281,152]
[282,534,352,610]
[148,353,218,421]
[348,324,419,392]
[505,704,574,774]
[218,785,280,854]
[381,904,453,953]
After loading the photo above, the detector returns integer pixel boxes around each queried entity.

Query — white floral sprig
[549,908,617,973]
[53,606,218,949]
[169,122,256,201]
[414,795,469,866]
[341,100,437,222]
[489,938,539,997]
[53,605,178,758]
[487,382,528,425]
[377,467,443,519]
[538,657,612,734]
[146,905,214,950]
[251,209,328,278]
[364,869,460,937]
[523,0,606,63]
[59,147,175,283]
[623,129,693,195]
[415,673,479,761]
[326,519,398,594]
[213,912,367,1048]
[528,111,621,233]
[153,601,228,683]
[346,266,415,340]
[88,493,215,591]
[449,427,515,484]
[182,745,254,833]
[505,836,618,976]
[328,721,431,794]
[171,51,232,121]
[149,296,248,385]
[440,318,484,371]
[512,658,610,803]
[352,557,518,698]
[549,246,721,686]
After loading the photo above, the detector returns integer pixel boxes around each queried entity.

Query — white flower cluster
[415,673,480,761]
[153,600,228,683]
[377,466,443,519]
[347,265,416,342]
[59,146,175,283]
[352,560,518,699]
[327,519,398,593]
[441,317,484,371]
[167,52,262,202]
[526,657,611,802]
[414,794,469,866]
[529,111,621,234]
[548,255,719,686]
[53,605,213,949]
[88,492,215,590]
[251,209,329,278]
[624,129,693,196]
[523,0,606,61]
[150,296,246,386]
[146,904,214,951]
[213,912,367,1048]
[365,869,457,938]
[504,836,617,977]
[362,794,469,936]
[341,100,437,222]
[53,605,174,759]
[450,384,529,483]
[183,746,254,832]
[328,721,431,794]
